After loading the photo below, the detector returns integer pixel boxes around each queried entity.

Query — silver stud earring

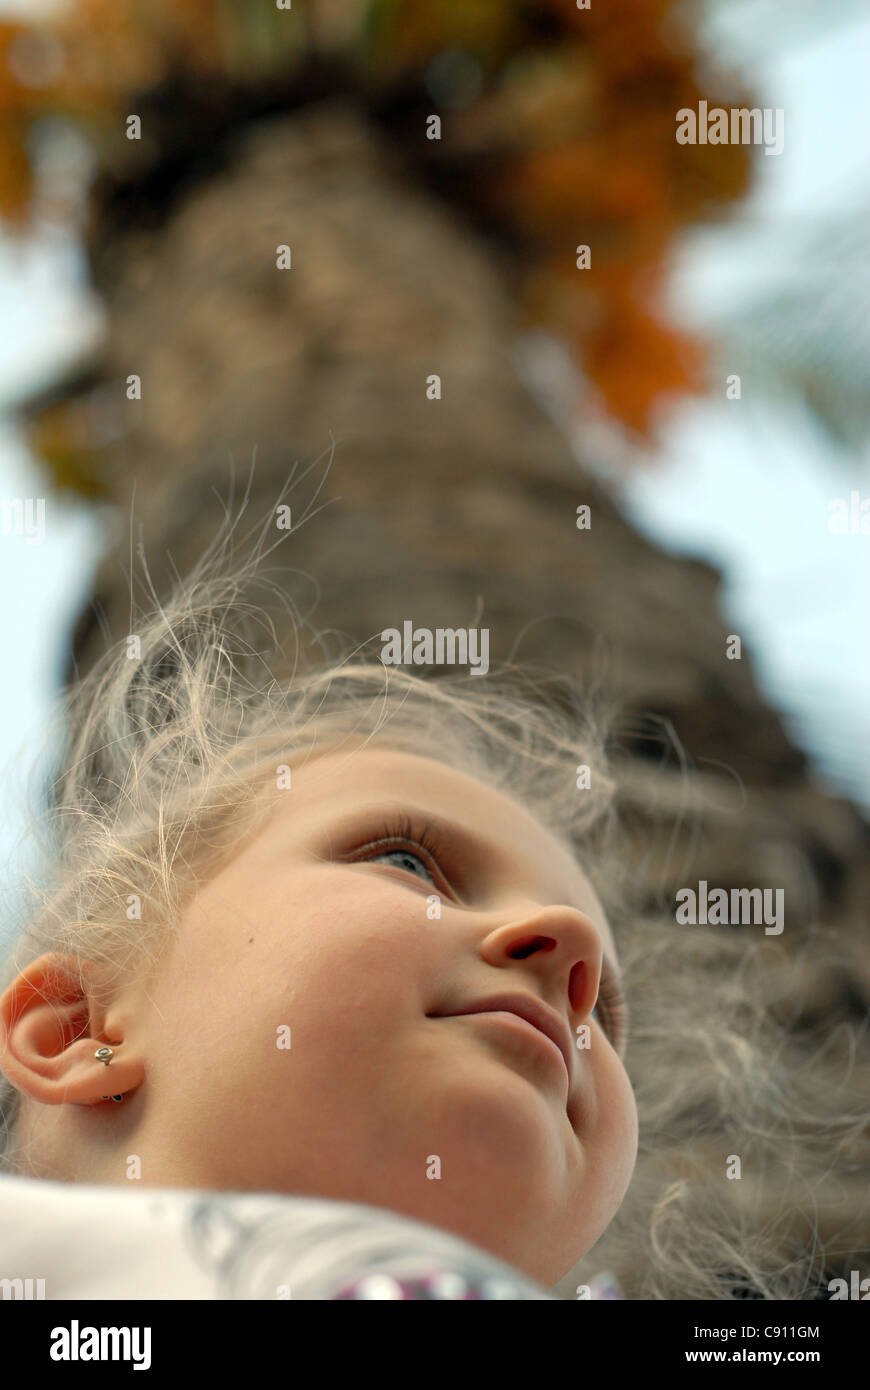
[95,1045,124,1102]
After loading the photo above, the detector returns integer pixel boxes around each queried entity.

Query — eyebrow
[324,801,624,982]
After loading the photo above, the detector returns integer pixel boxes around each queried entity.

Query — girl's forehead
[280,744,619,968]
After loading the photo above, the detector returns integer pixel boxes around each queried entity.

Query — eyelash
[350,814,454,893]
[351,814,628,1051]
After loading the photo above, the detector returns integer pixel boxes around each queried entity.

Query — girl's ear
[0,952,144,1106]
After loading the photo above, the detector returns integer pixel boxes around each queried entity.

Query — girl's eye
[367,846,437,887]
[343,814,457,898]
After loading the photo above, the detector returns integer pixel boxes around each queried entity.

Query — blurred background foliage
[0,0,758,483]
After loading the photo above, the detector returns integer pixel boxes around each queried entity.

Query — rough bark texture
[44,100,869,1295]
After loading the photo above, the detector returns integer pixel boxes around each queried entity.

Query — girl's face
[8,746,637,1285]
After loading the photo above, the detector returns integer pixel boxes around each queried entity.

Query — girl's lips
[464,1010,571,1088]
[436,990,574,1082]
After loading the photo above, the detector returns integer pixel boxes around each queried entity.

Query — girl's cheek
[604,1052,637,1139]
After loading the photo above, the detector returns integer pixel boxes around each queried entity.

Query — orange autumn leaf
[585,303,709,436]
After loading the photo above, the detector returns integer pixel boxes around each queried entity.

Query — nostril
[507,936,557,960]
[568,959,589,1012]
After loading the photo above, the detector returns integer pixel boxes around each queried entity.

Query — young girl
[0,502,862,1300]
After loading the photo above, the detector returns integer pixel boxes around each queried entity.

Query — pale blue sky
[615,7,870,806]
